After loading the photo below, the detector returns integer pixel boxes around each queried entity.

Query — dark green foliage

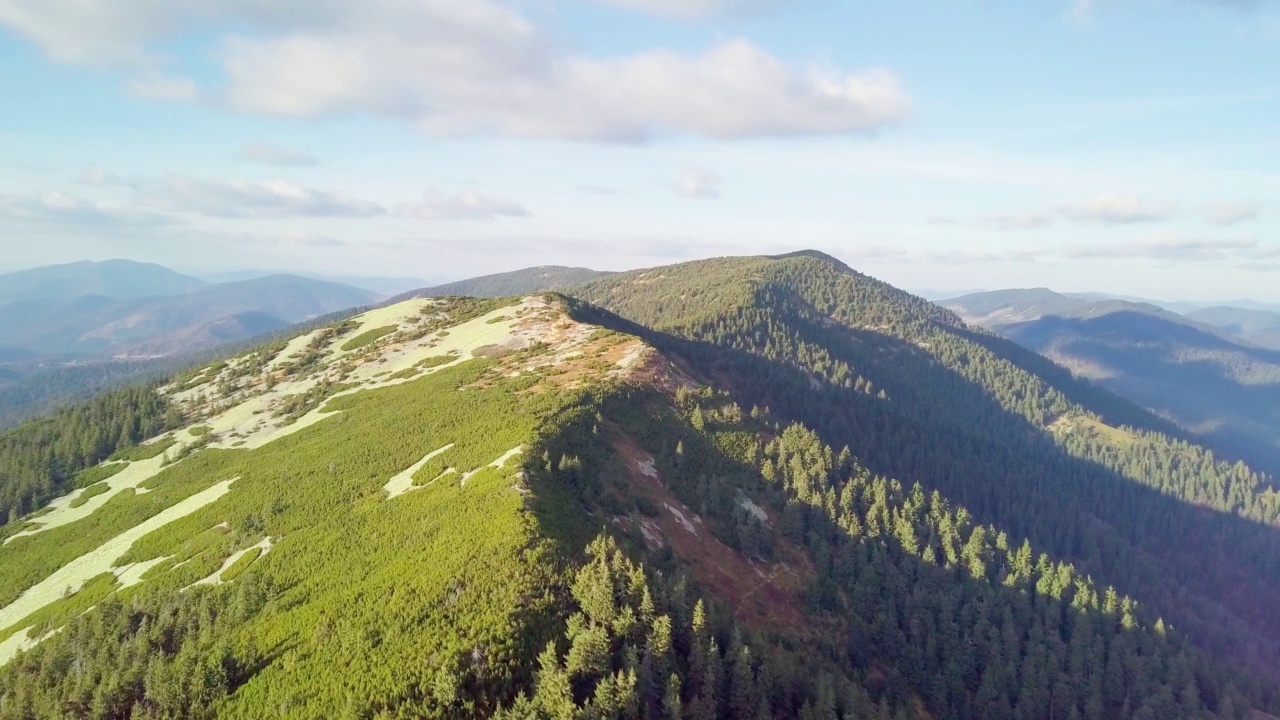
[569,252,1280,682]
[402,267,612,300]
[601,384,1269,718]
[0,385,179,527]
[0,581,268,719]
[73,462,126,488]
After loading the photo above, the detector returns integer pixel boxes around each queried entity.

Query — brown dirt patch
[609,431,813,634]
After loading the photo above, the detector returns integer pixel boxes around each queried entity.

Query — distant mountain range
[945,288,1280,473]
[192,269,440,296]
[0,260,383,359]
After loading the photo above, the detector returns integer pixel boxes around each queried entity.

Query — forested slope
[0,256,1276,718]
[569,252,1280,681]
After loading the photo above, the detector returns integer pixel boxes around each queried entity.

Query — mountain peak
[768,249,854,272]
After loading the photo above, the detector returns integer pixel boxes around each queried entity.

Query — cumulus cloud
[0,0,909,142]
[393,190,530,221]
[1066,233,1270,261]
[0,192,178,227]
[239,142,319,167]
[77,165,132,187]
[281,231,345,247]
[977,211,1055,231]
[675,167,722,199]
[143,176,384,219]
[1059,194,1175,224]
[1202,201,1261,226]
[396,234,740,259]
[594,0,779,20]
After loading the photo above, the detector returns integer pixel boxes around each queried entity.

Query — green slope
[0,262,1277,719]
[568,252,1280,680]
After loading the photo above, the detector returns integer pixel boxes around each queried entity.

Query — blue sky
[0,0,1277,299]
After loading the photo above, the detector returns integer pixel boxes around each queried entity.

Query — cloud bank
[0,0,910,142]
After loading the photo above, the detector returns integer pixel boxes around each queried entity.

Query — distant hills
[946,287,1280,473]
[1186,305,1280,350]
[0,261,382,359]
[0,259,208,305]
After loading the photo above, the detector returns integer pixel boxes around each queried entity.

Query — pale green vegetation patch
[187,536,273,588]
[216,544,265,583]
[384,444,456,499]
[68,481,110,508]
[73,462,126,488]
[0,478,235,654]
[3,454,176,545]
[340,325,397,351]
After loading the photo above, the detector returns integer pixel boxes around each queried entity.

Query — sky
[0,0,1277,300]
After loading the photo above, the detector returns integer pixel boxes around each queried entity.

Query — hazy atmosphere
[2,0,1277,299]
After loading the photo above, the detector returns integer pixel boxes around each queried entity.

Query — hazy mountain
[2,253,1280,717]
[0,264,382,359]
[946,288,1280,473]
[194,269,438,296]
[407,265,614,299]
[1188,306,1280,350]
[0,260,207,305]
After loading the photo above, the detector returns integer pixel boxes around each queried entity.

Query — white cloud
[1202,201,1261,226]
[239,142,319,167]
[77,165,132,187]
[676,166,722,199]
[594,0,779,20]
[143,176,384,219]
[393,190,530,221]
[977,211,1055,231]
[0,192,177,227]
[281,231,345,247]
[1066,0,1095,25]
[0,0,909,142]
[1059,194,1175,224]
[1066,233,1268,261]
[576,185,618,196]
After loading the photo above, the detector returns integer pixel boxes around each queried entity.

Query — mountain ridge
[0,253,1278,717]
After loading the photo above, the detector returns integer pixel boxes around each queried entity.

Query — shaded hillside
[1190,306,1280,350]
[405,265,614,299]
[569,252,1280,680]
[947,289,1280,474]
[0,281,1274,718]
[0,260,207,305]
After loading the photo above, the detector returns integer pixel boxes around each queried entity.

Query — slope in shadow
[1003,310,1280,474]
[563,295,1280,681]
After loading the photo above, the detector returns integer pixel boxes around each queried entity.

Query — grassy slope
[0,350,589,717]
